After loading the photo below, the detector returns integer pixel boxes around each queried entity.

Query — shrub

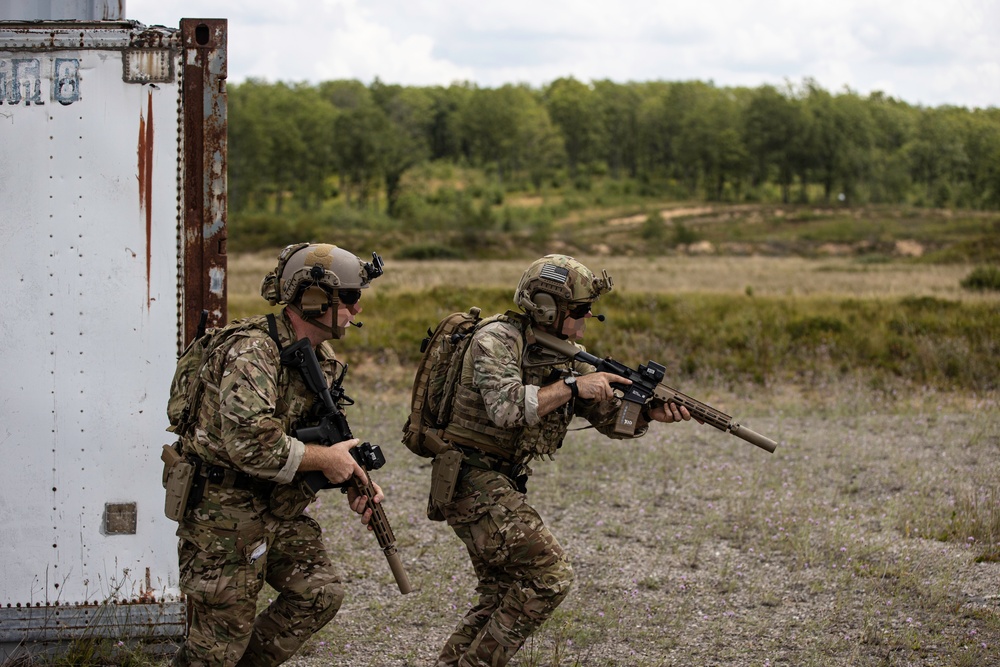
[960,265,1000,291]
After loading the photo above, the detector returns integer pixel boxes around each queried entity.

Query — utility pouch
[429,448,465,510]
[162,443,196,521]
[269,480,316,520]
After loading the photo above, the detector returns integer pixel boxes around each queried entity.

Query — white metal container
[0,14,228,658]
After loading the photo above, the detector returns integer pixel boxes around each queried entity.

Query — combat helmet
[260,242,384,337]
[514,254,613,328]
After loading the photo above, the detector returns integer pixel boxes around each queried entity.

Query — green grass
[230,188,1000,264]
[232,288,1000,393]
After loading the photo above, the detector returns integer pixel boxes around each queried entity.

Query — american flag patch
[539,264,569,284]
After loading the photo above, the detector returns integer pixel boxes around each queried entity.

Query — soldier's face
[561,310,590,340]
[337,300,362,329]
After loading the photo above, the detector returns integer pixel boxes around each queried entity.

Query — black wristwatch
[563,375,579,399]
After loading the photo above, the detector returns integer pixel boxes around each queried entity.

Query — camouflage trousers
[436,470,575,667]
[172,488,344,667]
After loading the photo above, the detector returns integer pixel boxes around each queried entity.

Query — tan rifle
[530,329,777,453]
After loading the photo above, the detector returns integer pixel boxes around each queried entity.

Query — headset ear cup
[260,271,279,305]
[533,293,557,325]
[299,286,332,318]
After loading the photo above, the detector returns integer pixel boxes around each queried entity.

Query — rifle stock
[529,329,776,454]
[281,338,413,594]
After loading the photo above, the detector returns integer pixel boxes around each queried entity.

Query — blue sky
[128,0,999,109]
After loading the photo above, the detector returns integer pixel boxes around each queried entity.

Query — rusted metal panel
[0,600,185,643]
[0,15,228,657]
[180,18,228,348]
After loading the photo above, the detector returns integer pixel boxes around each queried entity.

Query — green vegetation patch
[294,289,1000,393]
[961,265,1000,291]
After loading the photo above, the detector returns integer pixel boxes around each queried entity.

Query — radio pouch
[162,443,197,521]
[428,448,465,521]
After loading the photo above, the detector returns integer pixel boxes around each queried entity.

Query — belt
[201,461,271,492]
[455,446,525,480]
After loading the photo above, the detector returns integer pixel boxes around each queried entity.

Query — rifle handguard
[351,474,412,594]
[530,329,776,454]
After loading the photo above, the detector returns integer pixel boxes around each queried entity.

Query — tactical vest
[443,311,580,464]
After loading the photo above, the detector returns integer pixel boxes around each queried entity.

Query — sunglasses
[567,302,592,319]
[338,289,362,305]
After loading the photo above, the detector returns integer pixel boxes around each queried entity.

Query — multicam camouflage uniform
[434,313,651,667]
[172,310,345,667]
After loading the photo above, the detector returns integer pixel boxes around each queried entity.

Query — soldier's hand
[649,403,705,424]
[576,372,630,402]
[323,438,365,485]
[347,482,384,529]
[649,402,695,423]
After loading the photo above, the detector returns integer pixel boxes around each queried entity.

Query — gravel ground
[240,387,1000,667]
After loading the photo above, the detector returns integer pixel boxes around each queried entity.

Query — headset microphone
[595,314,606,322]
[350,321,364,328]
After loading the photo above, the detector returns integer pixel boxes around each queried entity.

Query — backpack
[166,312,281,436]
[402,307,483,457]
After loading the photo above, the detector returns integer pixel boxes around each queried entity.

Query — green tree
[458,84,545,183]
[964,109,1000,208]
[318,79,372,110]
[332,103,386,209]
[376,85,434,216]
[228,79,275,212]
[228,81,337,213]
[866,92,915,204]
[744,84,802,202]
[910,106,969,206]
[426,84,474,160]
[544,77,602,177]
[593,80,642,179]
[517,98,566,190]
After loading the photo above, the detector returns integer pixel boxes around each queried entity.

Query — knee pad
[314,580,346,619]
[534,557,575,604]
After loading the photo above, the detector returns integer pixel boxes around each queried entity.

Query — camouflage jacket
[444,313,649,466]
[180,310,342,486]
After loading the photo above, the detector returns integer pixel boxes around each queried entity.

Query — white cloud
[126,0,999,108]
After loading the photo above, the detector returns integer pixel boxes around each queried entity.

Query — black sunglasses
[567,302,592,319]
[338,289,362,305]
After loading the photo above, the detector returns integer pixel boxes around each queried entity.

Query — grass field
[213,251,1000,667]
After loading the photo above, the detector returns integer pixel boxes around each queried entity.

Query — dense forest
[226,77,1000,251]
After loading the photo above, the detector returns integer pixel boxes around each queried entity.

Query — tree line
[227,77,1000,216]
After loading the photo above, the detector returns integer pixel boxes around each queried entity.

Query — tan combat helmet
[260,242,384,337]
[514,254,613,328]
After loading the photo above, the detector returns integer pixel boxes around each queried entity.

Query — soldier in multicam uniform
[171,243,385,667]
[432,254,694,667]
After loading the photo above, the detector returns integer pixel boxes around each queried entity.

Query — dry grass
[229,253,996,303]
[155,254,1000,667]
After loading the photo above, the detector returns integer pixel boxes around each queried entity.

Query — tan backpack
[401,307,483,457]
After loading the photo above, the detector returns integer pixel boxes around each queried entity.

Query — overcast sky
[127,0,998,109]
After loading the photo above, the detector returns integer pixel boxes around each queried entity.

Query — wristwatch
[563,375,579,399]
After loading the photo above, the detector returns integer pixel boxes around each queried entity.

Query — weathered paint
[0,1,126,21]
[180,18,228,347]
[0,17,227,658]
[138,89,154,308]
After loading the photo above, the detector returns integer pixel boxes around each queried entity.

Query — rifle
[280,338,413,594]
[529,329,777,454]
